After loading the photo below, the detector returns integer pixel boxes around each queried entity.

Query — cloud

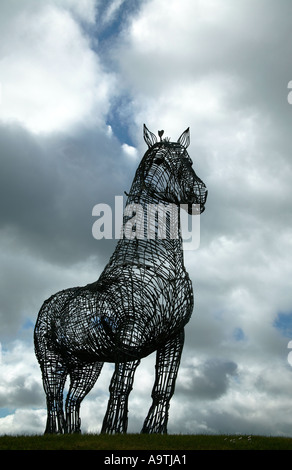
[0,1,115,134]
[0,341,42,410]
[0,118,136,341]
[101,0,125,26]
[0,409,46,436]
[0,122,125,261]
[122,143,138,159]
[177,359,238,400]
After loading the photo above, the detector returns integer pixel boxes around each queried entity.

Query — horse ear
[144,124,157,148]
[177,127,190,148]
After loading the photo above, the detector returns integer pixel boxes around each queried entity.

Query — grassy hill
[1,433,292,450]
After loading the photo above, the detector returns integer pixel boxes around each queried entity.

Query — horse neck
[108,189,186,274]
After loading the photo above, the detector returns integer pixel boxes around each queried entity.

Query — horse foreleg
[101,359,140,434]
[65,361,103,433]
[141,329,185,434]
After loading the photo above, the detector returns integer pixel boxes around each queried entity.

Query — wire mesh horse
[34,125,207,434]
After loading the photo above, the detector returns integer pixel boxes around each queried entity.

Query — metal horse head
[141,124,207,215]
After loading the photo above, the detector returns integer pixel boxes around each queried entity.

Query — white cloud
[53,0,97,24]
[0,409,46,436]
[0,2,115,134]
[122,143,138,159]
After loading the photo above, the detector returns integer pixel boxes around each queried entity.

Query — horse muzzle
[188,187,208,214]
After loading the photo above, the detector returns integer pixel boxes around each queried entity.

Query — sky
[1,0,292,437]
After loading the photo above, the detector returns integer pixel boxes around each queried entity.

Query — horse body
[34,125,207,434]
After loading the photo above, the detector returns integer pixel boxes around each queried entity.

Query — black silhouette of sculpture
[34,125,207,434]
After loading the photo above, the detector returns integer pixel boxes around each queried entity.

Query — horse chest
[154,275,193,330]
[122,268,194,339]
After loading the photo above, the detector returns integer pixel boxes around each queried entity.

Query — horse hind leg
[40,352,68,434]
[65,361,103,434]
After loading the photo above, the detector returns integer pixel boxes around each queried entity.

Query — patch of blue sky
[107,96,135,146]
[274,312,292,339]
[95,0,145,43]
[0,407,16,419]
[88,1,144,147]
[96,6,123,42]
[22,319,35,330]
[233,327,245,342]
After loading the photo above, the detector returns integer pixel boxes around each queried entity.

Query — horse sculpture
[34,124,207,434]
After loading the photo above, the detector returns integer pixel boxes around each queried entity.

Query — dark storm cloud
[0,121,139,337]
[0,374,43,408]
[0,122,133,266]
[177,359,238,400]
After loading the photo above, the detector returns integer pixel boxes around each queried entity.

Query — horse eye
[182,157,192,166]
[154,157,164,165]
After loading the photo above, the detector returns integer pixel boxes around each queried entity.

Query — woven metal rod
[34,125,207,434]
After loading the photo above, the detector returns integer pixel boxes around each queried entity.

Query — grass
[1,433,292,450]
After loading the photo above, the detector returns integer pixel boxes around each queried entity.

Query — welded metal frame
[34,125,207,434]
